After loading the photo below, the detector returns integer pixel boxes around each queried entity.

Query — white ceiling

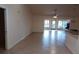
[28,4,79,18]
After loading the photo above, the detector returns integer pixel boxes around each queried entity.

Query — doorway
[0,7,6,50]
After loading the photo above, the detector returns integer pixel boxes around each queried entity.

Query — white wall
[32,15,52,32]
[70,17,79,30]
[0,5,32,49]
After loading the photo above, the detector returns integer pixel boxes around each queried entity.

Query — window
[44,20,49,28]
[58,20,63,29]
[52,20,56,29]
[57,20,70,29]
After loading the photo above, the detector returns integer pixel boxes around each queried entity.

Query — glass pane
[44,20,49,28]
[58,21,63,29]
[62,20,67,29]
[52,20,56,29]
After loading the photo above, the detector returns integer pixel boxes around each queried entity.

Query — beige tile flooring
[0,30,72,54]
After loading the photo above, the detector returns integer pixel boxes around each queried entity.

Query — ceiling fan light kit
[53,15,58,18]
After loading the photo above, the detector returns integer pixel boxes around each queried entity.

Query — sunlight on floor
[42,30,68,53]
[0,30,71,54]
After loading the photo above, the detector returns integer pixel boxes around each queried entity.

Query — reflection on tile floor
[0,30,72,54]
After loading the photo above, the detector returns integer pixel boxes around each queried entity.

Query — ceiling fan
[52,9,58,18]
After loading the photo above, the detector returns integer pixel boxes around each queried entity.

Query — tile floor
[0,30,72,54]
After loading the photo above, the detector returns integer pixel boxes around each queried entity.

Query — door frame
[0,7,7,50]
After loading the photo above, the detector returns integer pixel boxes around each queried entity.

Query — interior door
[0,8,5,49]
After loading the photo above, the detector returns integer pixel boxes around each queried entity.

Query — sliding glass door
[57,20,69,30]
[44,19,70,30]
[51,20,56,30]
[44,20,50,30]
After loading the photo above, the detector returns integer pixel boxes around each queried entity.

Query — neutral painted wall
[0,5,32,49]
[70,17,79,30]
